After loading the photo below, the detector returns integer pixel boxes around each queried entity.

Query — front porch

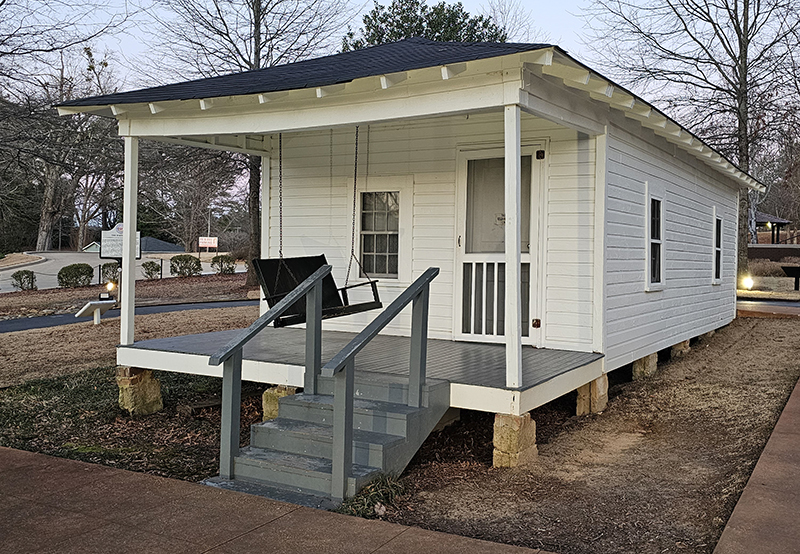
[118,326,603,416]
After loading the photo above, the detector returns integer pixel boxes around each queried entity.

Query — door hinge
[536,150,545,160]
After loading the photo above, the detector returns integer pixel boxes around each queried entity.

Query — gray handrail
[322,267,439,377]
[324,266,438,502]
[209,265,332,366]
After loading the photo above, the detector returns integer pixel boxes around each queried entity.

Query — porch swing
[251,128,382,328]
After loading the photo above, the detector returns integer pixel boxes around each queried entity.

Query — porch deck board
[128,327,601,391]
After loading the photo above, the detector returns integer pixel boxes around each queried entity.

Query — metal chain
[345,126,359,286]
[278,132,283,258]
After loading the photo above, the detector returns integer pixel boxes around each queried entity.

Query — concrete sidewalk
[713,378,800,554]
[0,447,544,554]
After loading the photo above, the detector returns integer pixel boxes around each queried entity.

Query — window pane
[362,193,374,211]
[375,255,387,274]
[388,234,398,253]
[716,218,722,248]
[376,192,387,212]
[388,254,398,275]
[362,254,374,274]
[363,234,374,253]
[387,192,399,210]
[375,213,387,231]
[387,210,399,231]
[362,212,374,231]
[651,199,661,240]
[651,242,661,283]
[376,234,388,253]
[715,250,721,280]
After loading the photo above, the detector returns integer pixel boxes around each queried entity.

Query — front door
[455,146,544,345]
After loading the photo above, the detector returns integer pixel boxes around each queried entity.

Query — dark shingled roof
[756,211,792,225]
[58,37,551,108]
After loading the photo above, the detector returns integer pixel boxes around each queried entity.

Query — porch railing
[322,267,439,501]
[208,264,331,479]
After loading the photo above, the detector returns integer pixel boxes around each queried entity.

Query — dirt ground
[1,278,798,553]
[0,305,259,388]
[385,318,800,554]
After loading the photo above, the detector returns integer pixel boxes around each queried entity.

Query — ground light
[100,281,116,301]
[741,275,754,290]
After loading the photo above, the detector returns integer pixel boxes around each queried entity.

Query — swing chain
[278,133,283,259]
[345,126,359,287]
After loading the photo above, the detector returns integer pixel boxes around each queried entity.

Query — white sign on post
[100,223,141,259]
[199,236,218,248]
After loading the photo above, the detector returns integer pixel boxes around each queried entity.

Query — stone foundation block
[671,339,691,358]
[493,413,537,467]
[591,374,609,413]
[632,353,658,380]
[262,385,297,421]
[117,367,163,416]
[576,383,591,416]
[576,374,609,415]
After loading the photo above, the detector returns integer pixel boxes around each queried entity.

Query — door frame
[453,141,548,346]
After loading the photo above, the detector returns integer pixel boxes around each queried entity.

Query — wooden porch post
[504,105,523,388]
[259,155,270,315]
[120,136,139,346]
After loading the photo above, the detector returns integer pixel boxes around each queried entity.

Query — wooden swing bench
[252,254,382,327]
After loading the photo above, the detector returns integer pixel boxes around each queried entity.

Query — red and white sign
[199,236,218,248]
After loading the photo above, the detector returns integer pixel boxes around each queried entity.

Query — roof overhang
[57,44,764,193]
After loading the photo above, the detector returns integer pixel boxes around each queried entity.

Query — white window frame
[646,182,665,291]
[712,207,722,284]
[356,175,413,284]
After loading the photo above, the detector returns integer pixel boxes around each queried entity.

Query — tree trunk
[35,165,60,251]
[246,154,262,286]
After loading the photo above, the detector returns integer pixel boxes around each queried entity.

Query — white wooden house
[58,38,763,504]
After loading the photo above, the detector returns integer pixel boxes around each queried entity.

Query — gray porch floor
[128,327,602,391]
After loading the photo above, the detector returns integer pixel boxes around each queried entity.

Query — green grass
[335,474,405,518]
[0,366,264,481]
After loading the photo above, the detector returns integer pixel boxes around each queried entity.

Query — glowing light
[742,276,754,290]
[106,281,116,292]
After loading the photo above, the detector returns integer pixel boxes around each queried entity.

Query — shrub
[749,258,786,277]
[169,254,202,277]
[57,263,94,288]
[11,270,37,291]
[141,260,162,280]
[211,254,236,275]
[101,262,120,285]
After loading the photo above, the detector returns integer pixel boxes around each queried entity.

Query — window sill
[645,283,664,292]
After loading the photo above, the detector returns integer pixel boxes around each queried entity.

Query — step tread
[204,476,338,510]
[282,393,420,416]
[237,446,379,478]
[254,418,406,446]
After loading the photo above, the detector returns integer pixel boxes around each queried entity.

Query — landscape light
[106,281,116,292]
[742,276,754,290]
[99,281,116,301]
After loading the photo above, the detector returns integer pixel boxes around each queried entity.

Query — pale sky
[98,0,592,88]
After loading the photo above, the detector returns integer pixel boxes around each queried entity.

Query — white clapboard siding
[263,111,595,344]
[604,125,738,370]
[543,135,596,350]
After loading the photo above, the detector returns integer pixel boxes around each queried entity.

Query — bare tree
[0,0,125,87]
[584,0,800,277]
[146,0,351,283]
[480,0,543,43]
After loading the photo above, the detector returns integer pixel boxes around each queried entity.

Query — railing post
[408,284,430,408]
[219,349,242,479]
[305,279,322,394]
[331,358,354,501]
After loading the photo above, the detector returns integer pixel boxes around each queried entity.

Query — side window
[714,215,722,282]
[647,195,664,289]
[361,191,399,278]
